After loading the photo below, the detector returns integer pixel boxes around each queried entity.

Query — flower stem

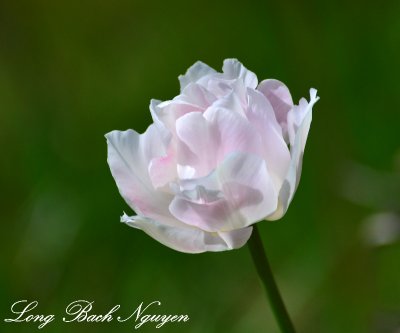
[248,225,297,333]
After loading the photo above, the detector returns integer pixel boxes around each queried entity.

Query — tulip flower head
[106,59,319,253]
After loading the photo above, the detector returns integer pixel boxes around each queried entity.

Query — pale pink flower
[106,59,319,253]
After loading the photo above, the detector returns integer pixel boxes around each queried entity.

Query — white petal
[268,89,319,220]
[287,88,319,147]
[121,214,250,253]
[222,59,258,89]
[179,61,217,91]
[105,128,178,227]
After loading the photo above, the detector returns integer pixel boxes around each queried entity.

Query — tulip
[106,59,318,254]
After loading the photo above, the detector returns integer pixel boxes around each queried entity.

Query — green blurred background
[1,0,399,332]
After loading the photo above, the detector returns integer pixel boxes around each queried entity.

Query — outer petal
[257,79,294,140]
[287,88,319,147]
[121,214,252,253]
[179,61,217,91]
[105,128,178,227]
[222,59,258,89]
[267,89,319,220]
[170,152,277,232]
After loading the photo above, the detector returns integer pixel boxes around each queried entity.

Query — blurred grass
[0,0,399,332]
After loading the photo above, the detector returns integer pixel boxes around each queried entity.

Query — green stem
[248,225,297,333]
